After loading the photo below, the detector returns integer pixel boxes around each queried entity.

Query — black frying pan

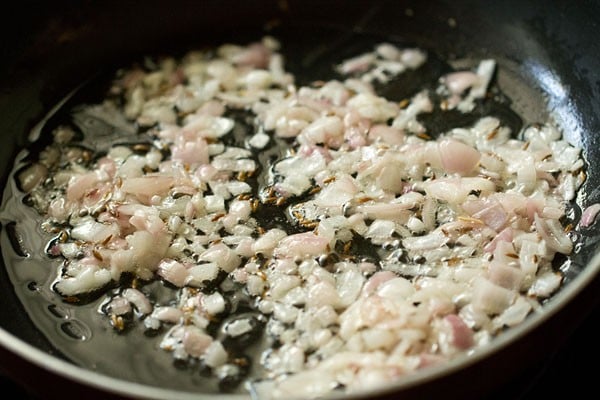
[1,1,599,399]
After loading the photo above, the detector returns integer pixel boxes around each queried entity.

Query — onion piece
[528,271,562,298]
[580,203,600,228]
[274,232,330,259]
[534,213,573,254]
[18,163,48,193]
[123,288,152,315]
[438,139,481,175]
[471,278,515,315]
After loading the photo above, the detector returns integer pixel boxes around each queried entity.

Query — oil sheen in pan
[0,29,585,395]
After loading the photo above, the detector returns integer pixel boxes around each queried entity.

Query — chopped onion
[17,36,587,399]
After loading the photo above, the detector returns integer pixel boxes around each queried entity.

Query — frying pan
[1,0,599,399]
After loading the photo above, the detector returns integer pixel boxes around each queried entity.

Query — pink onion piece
[488,260,524,290]
[443,71,480,95]
[182,326,213,357]
[337,53,376,74]
[362,271,397,296]
[152,306,183,323]
[123,288,152,315]
[438,139,481,175]
[107,296,132,316]
[120,175,174,199]
[273,232,330,259]
[199,243,241,273]
[368,124,405,145]
[581,203,600,228]
[483,227,513,253]
[444,314,474,350]
[157,259,189,287]
[472,202,507,232]
[66,171,102,202]
[232,42,271,68]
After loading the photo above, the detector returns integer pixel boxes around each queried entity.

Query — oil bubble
[60,319,91,341]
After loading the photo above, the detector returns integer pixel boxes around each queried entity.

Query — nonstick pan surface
[1,1,599,399]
